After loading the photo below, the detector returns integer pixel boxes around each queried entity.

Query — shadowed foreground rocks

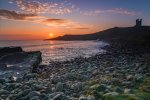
[31,41,150,100]
[0,42,150,100]
[0,47,42,78]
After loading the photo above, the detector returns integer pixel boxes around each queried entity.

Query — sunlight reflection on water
[0,40,108,64]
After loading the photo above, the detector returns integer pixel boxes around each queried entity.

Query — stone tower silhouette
[135,19,142,27]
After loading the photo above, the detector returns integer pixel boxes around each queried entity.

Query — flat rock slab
[0,51,41,78]
[0,47,23,53]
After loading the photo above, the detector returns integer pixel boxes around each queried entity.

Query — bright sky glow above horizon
[0,0,150,40]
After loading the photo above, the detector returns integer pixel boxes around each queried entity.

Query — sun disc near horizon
[49,33,54,38]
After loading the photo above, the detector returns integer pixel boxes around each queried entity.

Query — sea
[0,40,108,64]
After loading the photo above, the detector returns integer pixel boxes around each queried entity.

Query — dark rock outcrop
[0,47,42,78]
[0,47,23,53]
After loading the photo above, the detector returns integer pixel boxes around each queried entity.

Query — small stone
[0,78,5,84]
[5,83,22,91]
[124,88,131,94]
[32,84,46,91]
[19,95,29,100]
[146,73,150,77]
[79,95,88,100]
[104,92,119,96]
[0,83,3,88]
[23,73,36,80]
[141,86,150,93]
[28,91,41,99]
[9,75,17,82]
[30,96,40,100]
[114,86,123,93]
[53,93,69,100]
[0,89,10,95]
[56,82,64,92]
[126,75,133,80]
[16,77,23,82]
[63,73,77,81]
[71,82,83,92]
[92,70,99,76]
[90,84,106,92]
[87,95,95,100]
[40,93,49,99]
[105,71,110,74]
[15,89,31,99]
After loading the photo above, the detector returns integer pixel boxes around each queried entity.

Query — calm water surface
[0,40,108,64]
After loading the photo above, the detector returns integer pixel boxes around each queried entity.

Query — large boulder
[0,47,23,53]
[0,47,42,78]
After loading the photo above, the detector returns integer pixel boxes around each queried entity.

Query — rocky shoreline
[0,41,150,100]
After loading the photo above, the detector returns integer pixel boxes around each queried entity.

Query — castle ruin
[135,19,142,27]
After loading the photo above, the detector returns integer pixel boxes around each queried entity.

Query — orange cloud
[0,9,91,30]
[42,18,68,26]
[75,28,89,30]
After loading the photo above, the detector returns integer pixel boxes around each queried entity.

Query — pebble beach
[0,40,150,100]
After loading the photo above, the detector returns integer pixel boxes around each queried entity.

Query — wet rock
[146,73,150,77]
[87,95,95,100]
[41,87,52,94]
[15,89,31,99]
[16,77,23,83]
[104,92,119,96]
[0,89,10,95]
[52,93,69,100]
[71,82,83,93]
[9,75,18,82]
[32,84,46,91]
[40,93,49,99]
[56,82,64,92]
[110,78,120,85]
[90,84,106,92]
[18,95,29,100]
[30,96,40,100]
[92,70,100,76]
[79,95,88,100]
[23,73,36,80]
[28,91,41,99]
[0,83,3,88]
[0,78,5,84]
[126,75,134,80]
[0,51,41,79]
[124,88,131,94]
[4,83,22,91]
[63,73,77,81]
[114,86,123,93]
[0,64,7,71]
[142,86,150,93]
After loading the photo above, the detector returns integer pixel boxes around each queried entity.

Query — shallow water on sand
[0,40,108,64]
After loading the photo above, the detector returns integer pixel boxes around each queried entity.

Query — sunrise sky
[0,0,150,40]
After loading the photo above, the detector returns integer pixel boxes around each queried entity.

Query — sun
[49,33,54,38]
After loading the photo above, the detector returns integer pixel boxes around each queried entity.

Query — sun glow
[49,33,54,38]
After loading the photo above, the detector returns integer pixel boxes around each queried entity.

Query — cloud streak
[75,28,89,30]
[81,8,137,16]
[0,9,90,29]
[0,9,37,20]
[42,18,69,26]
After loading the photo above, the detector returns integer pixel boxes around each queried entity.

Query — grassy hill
[45,26,150,42]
